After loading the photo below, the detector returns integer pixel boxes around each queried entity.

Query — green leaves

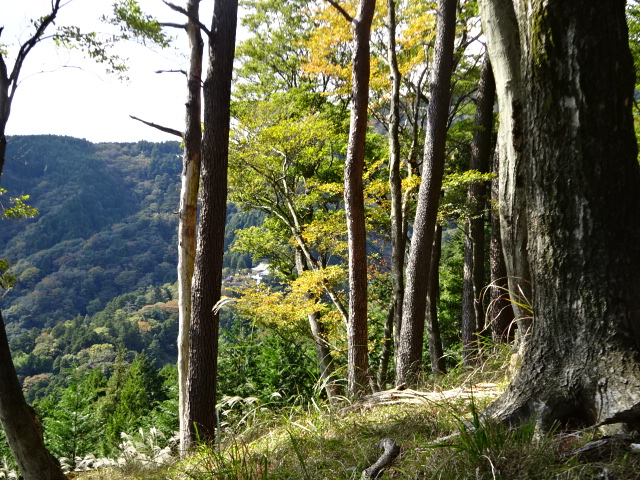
[52,0,172,81]
[439,169,494,222]
[0,188,38,221]
[105,0,171,48]
[54,26,128,80]
[0,187,37,291]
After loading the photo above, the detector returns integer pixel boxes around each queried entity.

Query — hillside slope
[1,136,183,332]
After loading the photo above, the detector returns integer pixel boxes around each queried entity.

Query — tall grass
[73,348,640,480]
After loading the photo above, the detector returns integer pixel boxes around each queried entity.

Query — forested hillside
[0,135,261,401]
[1,136,182,327]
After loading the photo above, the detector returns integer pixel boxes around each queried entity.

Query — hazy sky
[3,0,222,143]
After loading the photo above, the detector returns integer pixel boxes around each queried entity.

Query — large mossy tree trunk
[185,0,238,449]
[480,0,640,428]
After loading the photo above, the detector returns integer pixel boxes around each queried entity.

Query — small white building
[250,263,270,284]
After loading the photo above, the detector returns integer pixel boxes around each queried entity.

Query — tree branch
[129,115,182,137]
[9,0,63,103]
[162,0,212,36]
[156,69,187,76]
[158,21,187,30]
[325,0,354,23]
[361,438,401,479]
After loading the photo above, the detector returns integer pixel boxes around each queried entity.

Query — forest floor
[73,363,640,480]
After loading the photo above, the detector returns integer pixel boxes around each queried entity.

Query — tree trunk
[461,57,495,365]
[0,313,66,479]
[488,148,514,342]
[343,0,376,398]
[385,0,405,390]
[477,0,532,354]
[294,250,338,399]
[185,0,237,449]
[425,225,445,374]
[480,0,640,430]
[396,0,457,387]
[178,0,203,454]
[376,302,394,390]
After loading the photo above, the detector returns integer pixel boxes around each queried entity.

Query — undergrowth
[70,346,640,479]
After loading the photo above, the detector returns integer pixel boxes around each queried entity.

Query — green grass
[74,351,640,480]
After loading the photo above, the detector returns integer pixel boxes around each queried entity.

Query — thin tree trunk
[425,225,445,374]
[178,0,203,454]
[461,228,479,364]
[340,0,376,397]
[481,0,640,429]
[461,57,495,365]
[294,250,338,399]
[185,0,237,448]
[488,148,514,342]
[384,0,405,390]
[376,302,394,390]
[396,0,457,387]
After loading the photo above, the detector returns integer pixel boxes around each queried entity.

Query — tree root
[361,438,401,479]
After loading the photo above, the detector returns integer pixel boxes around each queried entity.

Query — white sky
[2,0,225,143]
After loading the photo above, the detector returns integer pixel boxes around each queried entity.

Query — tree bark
[425,225,445,374]
[480,0,640,430]
[178,0,204,455]
[185,0,238,449]
[396,0,457,387]
[0,314,66,479]
[342,0,376,398]
[384,0,405,390]
[477,0,532,354]
[487,148,514,342]
[461,57,495,365]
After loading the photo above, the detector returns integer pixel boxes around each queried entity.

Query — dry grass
[72,351,640,480]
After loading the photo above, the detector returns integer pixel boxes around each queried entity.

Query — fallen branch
[361,438,400,479]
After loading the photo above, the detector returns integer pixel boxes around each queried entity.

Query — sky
[2,0,224,143]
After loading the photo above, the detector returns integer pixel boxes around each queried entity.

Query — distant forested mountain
[1,136,183,331]
[0,135,262,402]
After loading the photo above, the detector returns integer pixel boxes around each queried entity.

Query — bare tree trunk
[178,0,203,454]
[184,0,237,449]
[337,0,376,397]
[461,230,478,364]
[488,148,514,342]
[376,302,394,390]
[396,0,457,387]
[383,0,405,391]
[480,0,640,429]
[425,225,445,374]
[461,57,495,365]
